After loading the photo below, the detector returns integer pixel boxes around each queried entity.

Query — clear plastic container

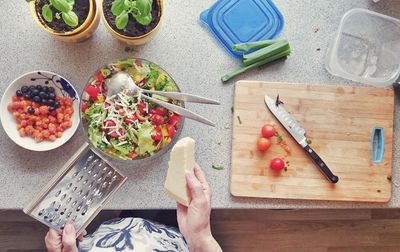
[326,8,400,87]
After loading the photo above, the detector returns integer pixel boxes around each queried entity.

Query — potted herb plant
[102,0,163,45]
[28,0,100,42]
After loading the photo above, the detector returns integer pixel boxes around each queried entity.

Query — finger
[185,172,206,203]
[45,229,62,252]
[193,164,211,202]
[194,163,210,192]
[77,230,87,242]
[62,223,78,252]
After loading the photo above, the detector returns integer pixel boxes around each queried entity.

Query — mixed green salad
[81,58,182,160]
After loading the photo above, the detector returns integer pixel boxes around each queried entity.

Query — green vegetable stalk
[221,38,291,82]
[232,38,286,52]
[222,48,291,82]
[242,39,290,66]
[40,0,79,27]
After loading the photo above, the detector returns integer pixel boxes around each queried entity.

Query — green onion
[242,39,289,66]
[221,48,291,82]
[232,38,286,52]
[212,165,224,170]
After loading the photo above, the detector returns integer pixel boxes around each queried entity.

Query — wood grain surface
[3,209,400,252]
[231,81,394,202]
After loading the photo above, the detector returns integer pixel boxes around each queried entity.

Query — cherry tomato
[167,124,176,138]
[151,114,164,126]
[124,114,137,124]
[86,85,100,100]
[270,158,285,172]
[137,102,147,114]
[81,103,88,112]
[152,127,163,141]
[127,150,138,159]
[103,120,116,131]
[257,137,271,152]
[261,124,276,138]
[109,128,124,138]
[96,71,105,83]
[154,106,168,116]
[168,114,181,127]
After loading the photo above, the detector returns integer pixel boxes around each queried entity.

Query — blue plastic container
[200,0,284,58]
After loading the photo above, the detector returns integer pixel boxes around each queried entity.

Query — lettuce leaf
[110,139,133,156]
[135,121,157,155]
[88,126,103,148]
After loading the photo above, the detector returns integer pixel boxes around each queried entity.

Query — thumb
[186,172,205,202]
[62,223,78,252]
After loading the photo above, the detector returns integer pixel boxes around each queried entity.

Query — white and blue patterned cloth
[78,218,189,252]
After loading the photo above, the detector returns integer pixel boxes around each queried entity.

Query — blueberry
[48,99,55,106]
[21,86,29,93]
[49,106,56,112]
[16,90,23,97]
[41,99,48,105]
[54,101,61,108]
[36,85,43,91]
[31,89,39,96]
[23,93,31,99]
[27,107,35,115]
[39,91,48,99]
[48,87,55,93]
[29,85,36,91]
[48,93,56,99]
[33,96,41,103]
[43,86,49,93]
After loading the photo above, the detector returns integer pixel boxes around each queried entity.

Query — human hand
[176,163,222,252]
[45,223,86,252]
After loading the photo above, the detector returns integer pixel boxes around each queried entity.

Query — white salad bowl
[0,71,80,151]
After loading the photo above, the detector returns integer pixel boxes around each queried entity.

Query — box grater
[23,143,127,235]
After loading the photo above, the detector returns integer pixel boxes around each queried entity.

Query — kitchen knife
[264,95,339,184]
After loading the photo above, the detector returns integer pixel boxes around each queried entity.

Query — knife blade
[264,95,339,184]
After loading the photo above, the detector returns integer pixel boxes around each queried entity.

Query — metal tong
[106,72,219,126]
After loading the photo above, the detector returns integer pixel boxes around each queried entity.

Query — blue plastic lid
[200,0,284,58]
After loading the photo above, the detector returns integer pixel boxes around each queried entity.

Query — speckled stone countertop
[0,0,399,209]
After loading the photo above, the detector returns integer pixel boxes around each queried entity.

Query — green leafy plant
[111,0,153,30]
[40,0,79,28]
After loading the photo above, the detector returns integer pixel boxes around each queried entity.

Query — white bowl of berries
[0,71,80,151]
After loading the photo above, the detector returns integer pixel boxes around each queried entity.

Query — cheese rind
[164,137,195,206]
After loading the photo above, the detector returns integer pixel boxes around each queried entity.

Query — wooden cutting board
[231,81,394,202]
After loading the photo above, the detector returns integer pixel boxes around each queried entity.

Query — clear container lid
[200,0,284,58]
[326,8,400,87]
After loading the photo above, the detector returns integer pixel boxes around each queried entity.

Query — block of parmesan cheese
[164,137,195,206]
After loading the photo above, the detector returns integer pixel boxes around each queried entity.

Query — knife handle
[304,145,339,184]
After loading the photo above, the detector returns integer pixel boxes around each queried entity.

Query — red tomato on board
[270,158,285,172]
[257,137,271,152]
[261,124,276,138]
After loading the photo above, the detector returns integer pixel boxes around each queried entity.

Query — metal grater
[23,143,127,235]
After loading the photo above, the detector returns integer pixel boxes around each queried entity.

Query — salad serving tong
[106,72,220,126]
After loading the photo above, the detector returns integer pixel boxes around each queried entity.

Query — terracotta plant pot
[101,0,163,46]
[29,0,99,42]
